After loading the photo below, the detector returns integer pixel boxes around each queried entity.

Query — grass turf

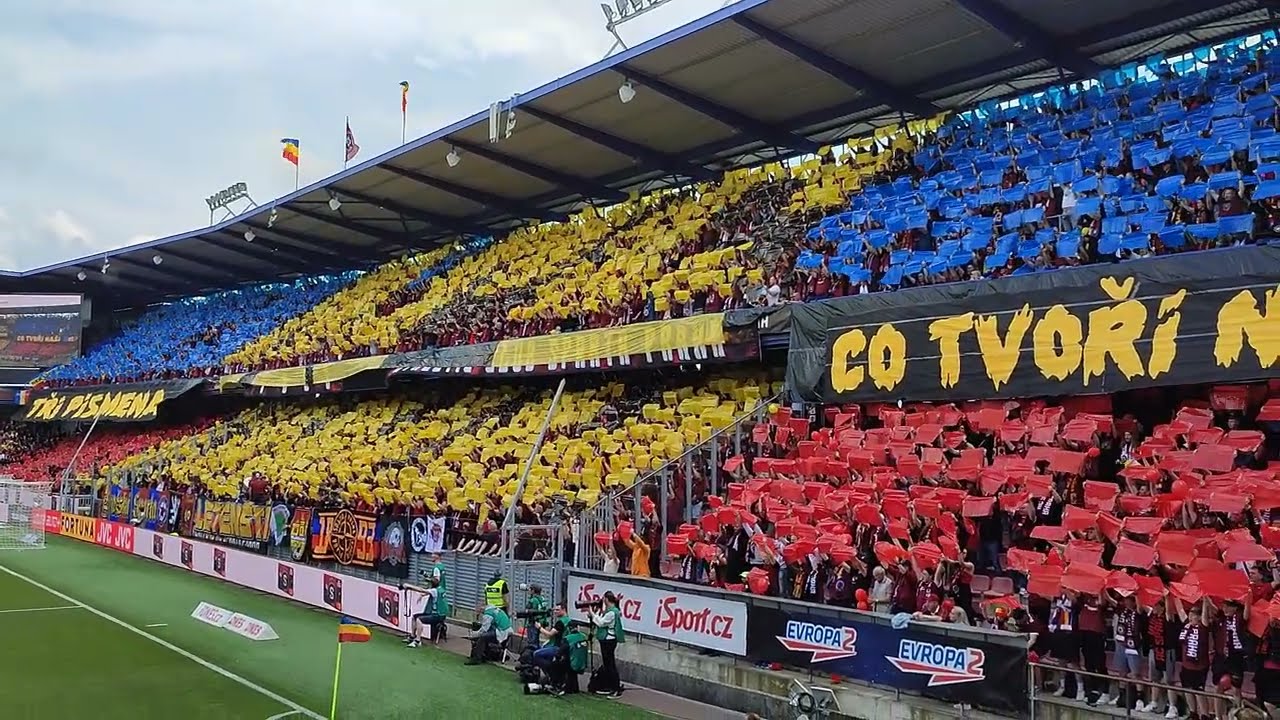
[0,537,658,720]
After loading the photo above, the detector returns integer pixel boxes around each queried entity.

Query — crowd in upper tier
[33,35,1280,389]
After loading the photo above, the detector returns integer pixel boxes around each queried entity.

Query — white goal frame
[0,479,53,551]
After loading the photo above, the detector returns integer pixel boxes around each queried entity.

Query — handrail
[1029,661,1267,717]
[581,391,782,514]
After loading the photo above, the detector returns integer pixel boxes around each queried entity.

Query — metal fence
[575,393,780,571]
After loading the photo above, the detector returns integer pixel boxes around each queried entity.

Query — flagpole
[344,116,349,170]
[329,641,344,720]
[401,110,406,146]
[294,161,299,192]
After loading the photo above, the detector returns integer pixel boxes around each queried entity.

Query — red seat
[970,574,992,594]
[985,576,1015,597]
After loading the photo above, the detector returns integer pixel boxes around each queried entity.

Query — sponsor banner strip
[745,604,1027,712]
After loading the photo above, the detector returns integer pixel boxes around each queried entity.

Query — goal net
[0,480,53,551]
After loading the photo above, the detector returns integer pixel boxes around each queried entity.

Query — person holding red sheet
[1209,599,1248,717]
[1173,597,1214,720]
[1256,614,1280,714]
[1078,592,1110,706]
[1139,597,1180,718]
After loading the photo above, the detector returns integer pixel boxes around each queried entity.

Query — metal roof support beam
[113,256,231,286]
[618,66,819,154]
[446,139,628,204]
[731,16,940,117]
[377,165,570,223]
[80,266,187,295]
[238,223,351,260]
[519,106,715,182]
[156,248,254,278]
[203,232,333,272]
[328,185,490,233]
[951,0,1100,78]
[282,205,406,245]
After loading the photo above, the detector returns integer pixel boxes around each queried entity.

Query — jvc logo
[777,620,858,662]
[886,639,986,686]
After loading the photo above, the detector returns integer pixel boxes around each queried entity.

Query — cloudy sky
[0,0,727,272]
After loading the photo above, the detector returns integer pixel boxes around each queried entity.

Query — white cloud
[0,0,726,272]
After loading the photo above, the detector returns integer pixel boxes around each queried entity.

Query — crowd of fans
[0,421,60,466]
[36,276,355,388]
[790,41,1280,300]
[4,421,212,484]
[596,383,1280,714]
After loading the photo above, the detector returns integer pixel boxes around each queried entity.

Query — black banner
[746,605,1027,713]
[787,246,1280,403]
[725,304,792,337]
[376,516,410,579]
[187,498,271,553]
[17,379,204,422]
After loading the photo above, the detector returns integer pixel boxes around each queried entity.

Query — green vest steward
[484,606,512,632]
[434,588,450,616]
[484,578,508,609]
[433,561,447,593]
[595,607,626,643]
[566,631,589,674]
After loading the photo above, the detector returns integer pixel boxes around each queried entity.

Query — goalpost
[0,479,53,551]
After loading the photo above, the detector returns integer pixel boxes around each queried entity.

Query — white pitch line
[145,623,168,628]
[266,712,305,720]
[0,604,79,615]
[0,564,324,720]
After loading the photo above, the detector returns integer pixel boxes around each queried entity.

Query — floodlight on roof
[244,230,256,242]
[618,80,637,104]
[267,207,278,228]
[76,271,86,281]
[328,196,342,212]
[152,255,163,265]
[101,258,110,274]
[446,147,461,168]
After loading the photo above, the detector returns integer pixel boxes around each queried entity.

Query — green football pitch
[0,537,658,720]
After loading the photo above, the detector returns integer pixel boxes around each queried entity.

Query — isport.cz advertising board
[566,573,749,656]
[49,516,410,633]
[746,605,1028,713]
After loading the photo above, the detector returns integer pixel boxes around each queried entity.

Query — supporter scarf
[1216,614,1244,656]
[1050,595,1073,632]
[1147,611,1166,665]
[1114,608,1138,649]
[1180,623,1207,663]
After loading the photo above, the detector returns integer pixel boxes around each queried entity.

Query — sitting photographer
[586,592,625,697]
[465,600,513,666]
[531,604,570,674]
[402,576,449,648]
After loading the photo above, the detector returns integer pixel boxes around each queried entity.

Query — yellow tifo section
[108,375,779,512]
[219,113,947,370]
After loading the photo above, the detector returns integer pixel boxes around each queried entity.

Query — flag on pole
[337,617,371,643]
[344,120,360,163]
[399,81,410,114]
[280,138,300,166]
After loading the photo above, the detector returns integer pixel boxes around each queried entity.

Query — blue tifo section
[37,274,356,384]
[803,32,1280,289]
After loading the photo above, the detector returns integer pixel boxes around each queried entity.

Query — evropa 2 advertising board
[746,605,1028,713]
[566,573,748,656]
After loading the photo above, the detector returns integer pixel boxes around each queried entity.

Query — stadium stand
[92,373,776,521]
[5,421,212,484]
[8,23,1280,719]
[37,275,356,387]
[224,173,821,370]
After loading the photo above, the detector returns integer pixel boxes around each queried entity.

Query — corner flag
[331,617,370,719]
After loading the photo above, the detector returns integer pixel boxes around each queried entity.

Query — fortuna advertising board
[566,574,748,656]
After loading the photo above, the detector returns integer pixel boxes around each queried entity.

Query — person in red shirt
[1175,598,1213,719]
[1209,599,1248,717]
[1077,593,1108,706]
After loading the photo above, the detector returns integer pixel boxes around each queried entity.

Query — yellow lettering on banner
[64,394,87,418]
[1215,287,1280,368]
[867,324,906,391]
[1148,290,1186,378]
[831,329,866,393]
[1031,304,1084,381]
[1083,284,1148,383]
[59,514,97,542]
[928,314,972,388]
[974,305,1033,391]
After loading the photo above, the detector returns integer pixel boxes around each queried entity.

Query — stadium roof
[4,0,1272,309]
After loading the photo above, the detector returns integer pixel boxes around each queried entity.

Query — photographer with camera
[466,599,512,666]
[401,575,448,648]
[586,591,625,697]
[521,584,549,646]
